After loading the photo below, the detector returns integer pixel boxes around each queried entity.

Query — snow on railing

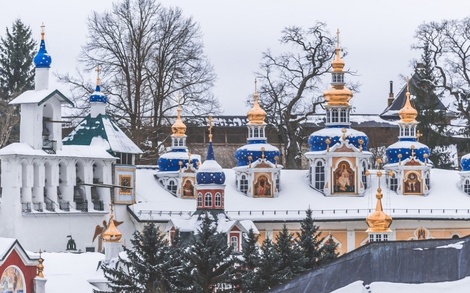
[134,208,470,220]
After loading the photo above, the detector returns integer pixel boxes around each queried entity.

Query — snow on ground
[41,252,104,293]
[333,276,470,293]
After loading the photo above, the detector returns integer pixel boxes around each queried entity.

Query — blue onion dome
[386,141,430,164]
[33,25,52,68]
[196,141,225,184]
[460,154,470,171]
[157,150,198,172]
[90,66,107,103]
[234,143,280,167]
[308,127,369,152]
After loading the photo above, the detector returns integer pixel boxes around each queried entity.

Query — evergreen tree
[275,224,304,279]
[238,228,260,292]
[318,235,339,266]
[0,19,36,146]
[412,41,453,168]
[179,213,235,292]
[252,237,282,292]
[296,208,324,270]
[101,223,174,293]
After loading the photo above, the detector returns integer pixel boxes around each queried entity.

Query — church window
[204,192,212,207]
[314,161,325,190]
[464,179,470,195]
[332,110,339,123]
[340,110,346,123]
[326,111,331,123]
[167,180,177,195]
[240,175,248,194]
[362,161,368,189]
[389,175,398,191]
[215,192,222,207]
[254,128,259,138]
[231,236,239,252]
[197,193,203,207]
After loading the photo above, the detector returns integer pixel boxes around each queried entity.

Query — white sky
[1,0,470,115]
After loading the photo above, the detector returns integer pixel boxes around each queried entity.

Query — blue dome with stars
[234,141,280,167]
[308,127,369,152]
[461,154,470,171]
[196,142,225,184]
[386,140,430,164]
[90,85,107,103]
[157,149,198,172]
[34,39,52,68]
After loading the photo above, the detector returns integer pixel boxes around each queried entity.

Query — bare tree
[256,23,336,169]
[59,0,218,161]
[412,17,470,137]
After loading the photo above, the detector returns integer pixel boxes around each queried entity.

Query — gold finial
[366,187,392,233]
[40,23,45,40]
[178,160,183,171]
[424,153,429,163]
[398,153,402,165]
[358,138,364,152]
[399,77,418,123]
[103,206,123,243]
[388,171,394,177]
[37,249,44,278]
[248,155,252,168]
[95,65,101,86]
[171,95,187,137]
[274,156,279,167]
[365,170,370,176]
[247,79,267,125]
[261,147,265,159]
[377,170,382,178]
[325,137,331,152]
[416,130,423,142]
[411,145,415,157]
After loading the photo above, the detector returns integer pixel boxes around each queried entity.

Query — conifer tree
[412,41,453,168]
[297,208,324,270]
[179,213,235,292]
[275,224,304,279]
[252,237,282,292]
[0,19,36,146]
[238,228,260,292]
[318,234,339,266]
[100,223,174,293]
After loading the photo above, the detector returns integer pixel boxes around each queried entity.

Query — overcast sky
[1,0,469,115]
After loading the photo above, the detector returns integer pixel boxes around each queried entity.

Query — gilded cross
[208,115,213,142]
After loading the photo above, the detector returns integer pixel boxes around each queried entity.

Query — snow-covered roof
[130,167,470,222]
[9,89,74,106]
[63,114,142,154]
[0,143,115,160]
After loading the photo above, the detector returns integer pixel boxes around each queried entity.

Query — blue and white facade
[384,83,432,195]
[304,33,371,196]
[233,86,282,197]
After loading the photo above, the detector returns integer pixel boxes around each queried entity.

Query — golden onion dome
[247,81,267,125]
[323,29,352,107]
[103,213,122,243]
[324,86,353,106]
[399,80,418,123]
[172,105,187,136]
[366,188,392,233]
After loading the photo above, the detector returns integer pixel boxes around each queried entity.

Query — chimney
[388,81,394,107]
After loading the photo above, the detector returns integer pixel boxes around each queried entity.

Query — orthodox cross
[416,130,423,142]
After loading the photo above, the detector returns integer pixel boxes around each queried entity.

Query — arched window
[332,110,339,123]
[254,128,259,137]
[197,193,203,207]
[362,161,368,189]
[464,179,470,195]
[314,161,325,190]
[167,180,177,195]
[215,193,222,207]
[240,175,248,194]
[340,109,346,123]
[204,193,212,207]
[231,236,239,252]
